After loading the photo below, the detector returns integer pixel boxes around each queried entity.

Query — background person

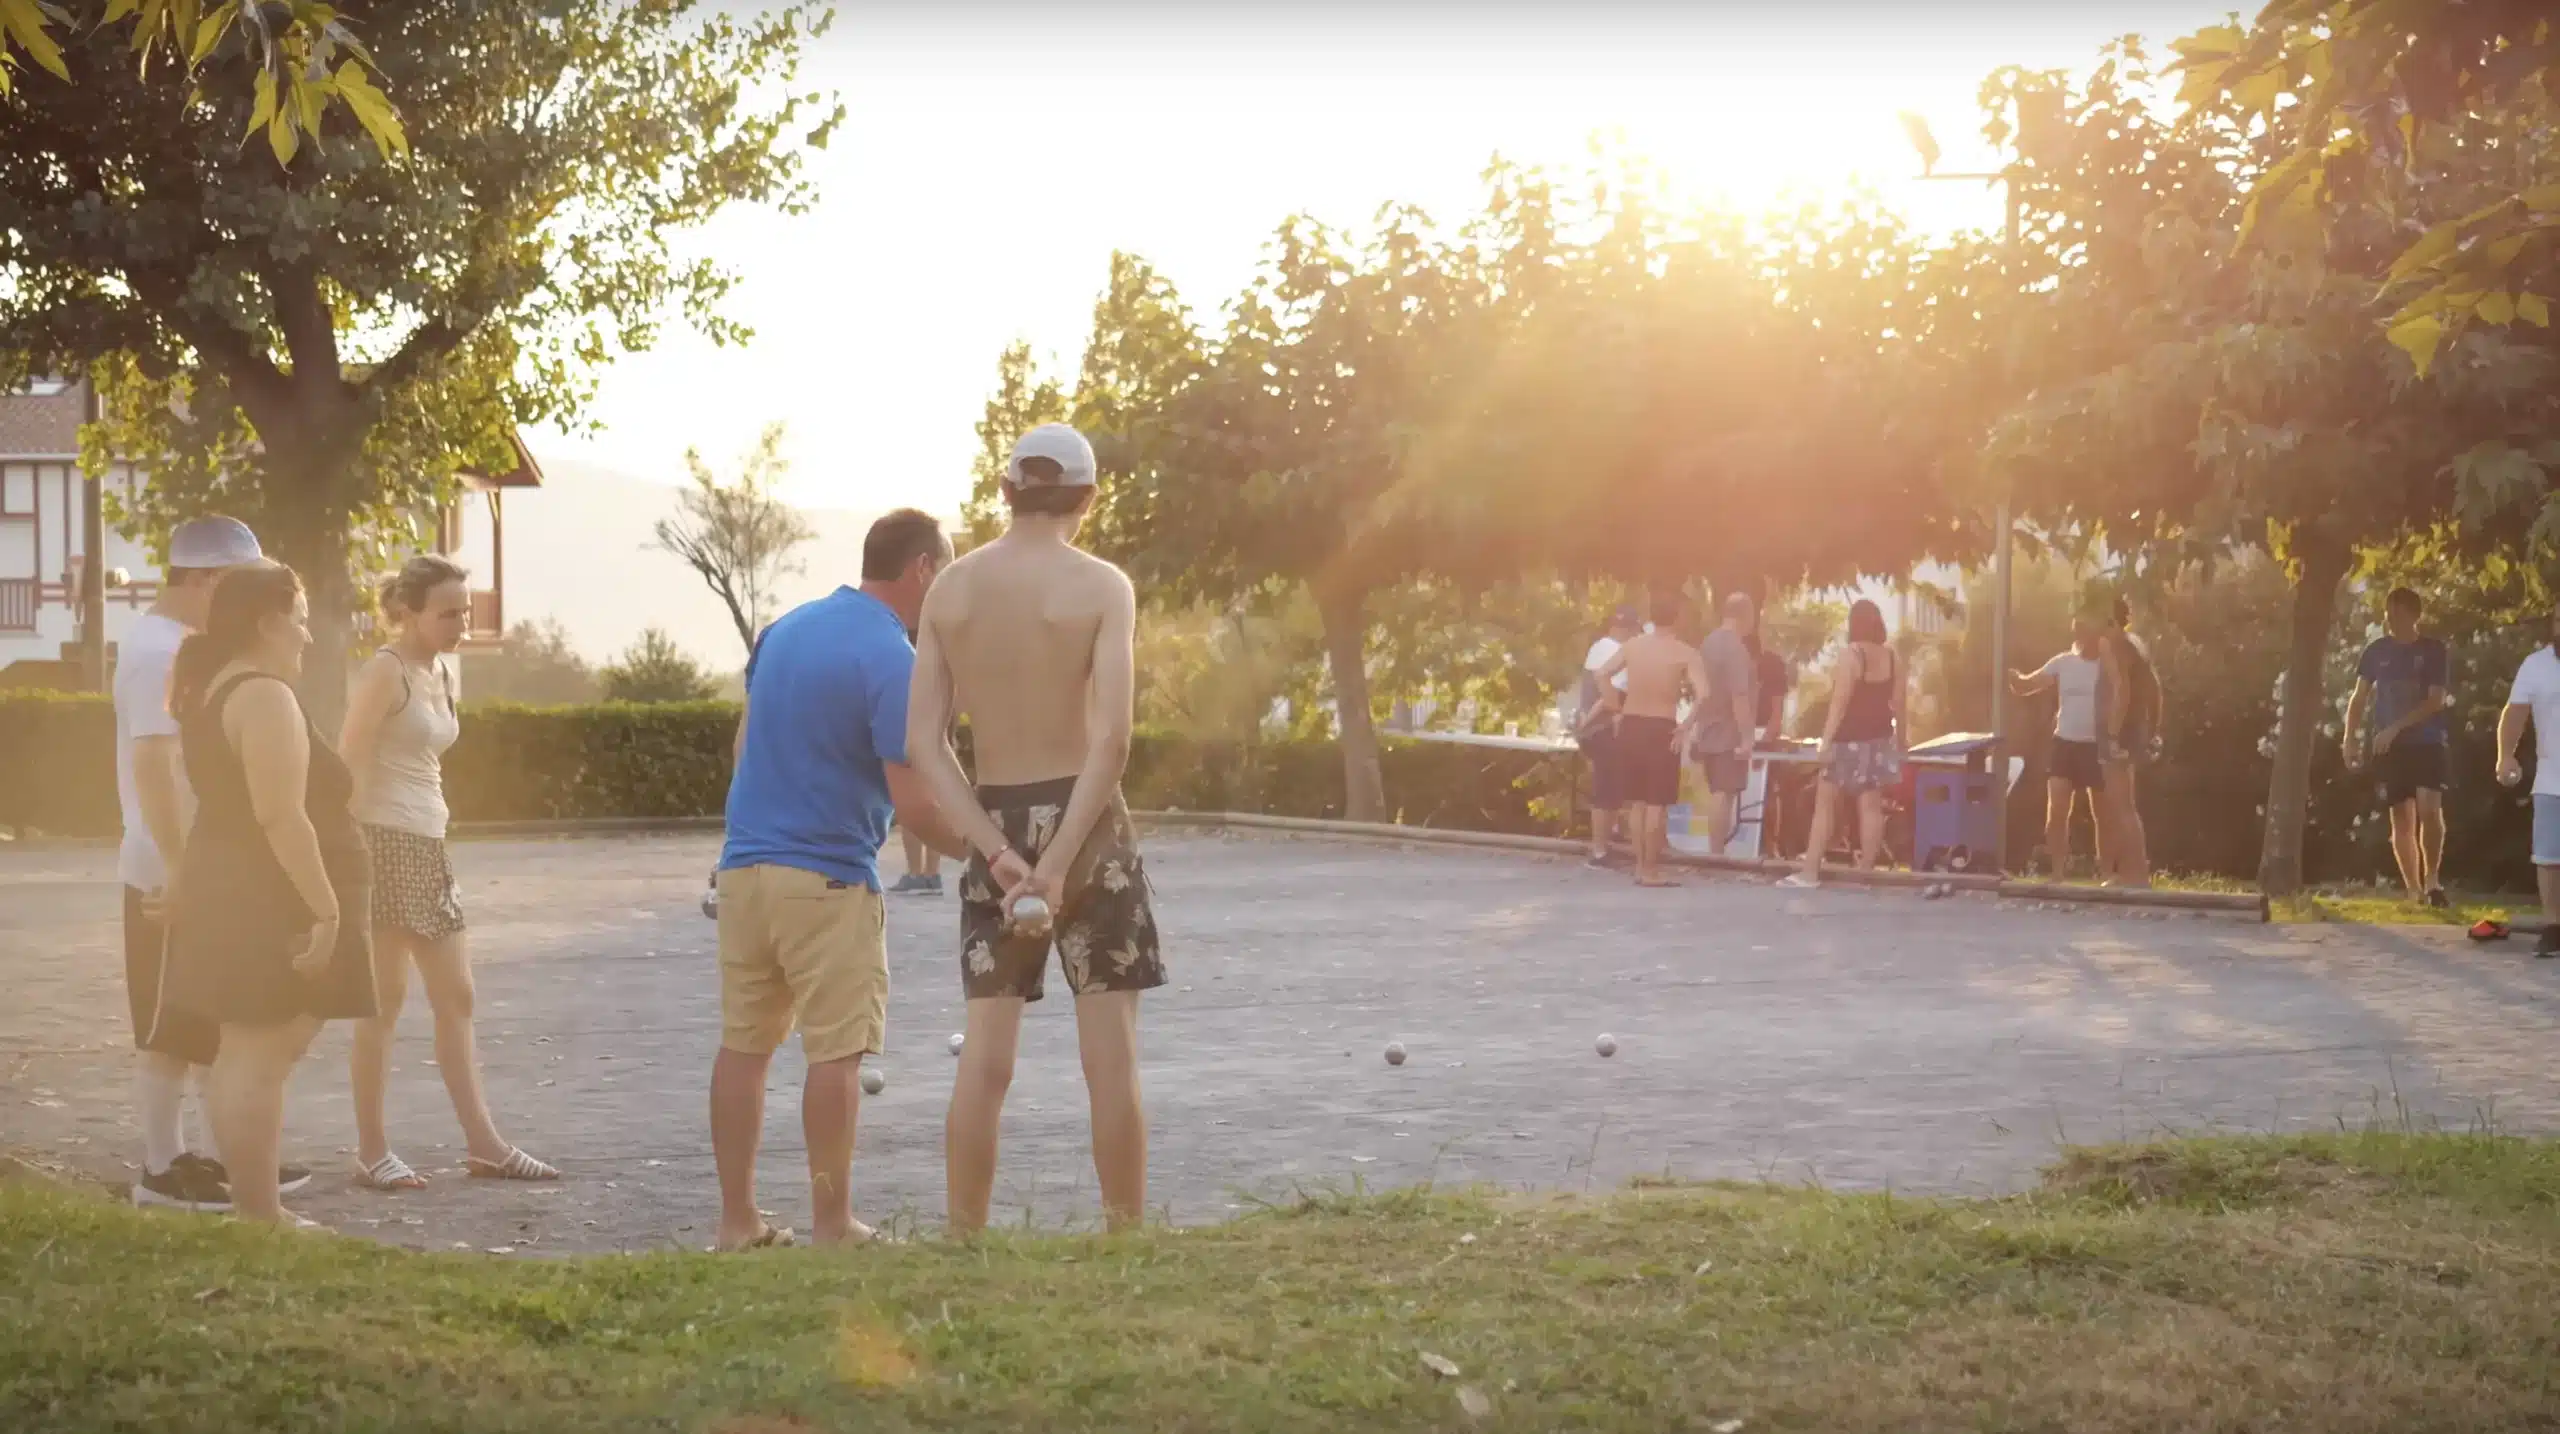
[112,515,286,1211]
[1577,607,1637,867]
[2345,586,2453,906]
[1592,595,1711,888]
[1692,592,1759,857]
[1782,600,1902,888]
[2100,594,2160,887]
[2497,603,2560,959]
[2011,613,2113,879]
[711,509,962,1249]
[340,556,556,1192]
[161,563,377,1225]
[893,828,944,895]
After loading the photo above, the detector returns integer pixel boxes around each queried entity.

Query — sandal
[713,1222,795,1252]
[465,1147,560,1182]
[355,1153,429,1191]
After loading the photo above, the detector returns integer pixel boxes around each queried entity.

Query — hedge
[0,694,1577,841]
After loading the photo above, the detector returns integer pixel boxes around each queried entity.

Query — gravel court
[3,829,2555,1254]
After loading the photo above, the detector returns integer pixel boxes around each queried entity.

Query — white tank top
[357,651,459,838]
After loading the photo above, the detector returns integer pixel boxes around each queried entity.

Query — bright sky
[526,2,2230,516]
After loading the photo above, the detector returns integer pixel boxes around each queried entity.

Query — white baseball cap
[1006,423,1097,488]
[167,516,263,569]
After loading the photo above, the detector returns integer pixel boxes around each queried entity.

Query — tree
[0,0,405,159]
[459,617,596,708]
[2174,2,2560,376]
[652,421,813,659]
[958,340,1067,549]
[2,3,840,725]
[598,627,716,705]
[1976,40,2560,891]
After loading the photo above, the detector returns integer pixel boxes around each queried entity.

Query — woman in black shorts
[161,563,376,1224]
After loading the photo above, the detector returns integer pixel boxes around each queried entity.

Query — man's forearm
[134,747,186,878]
[914,737,1008,860]
[1731,698,1755,752]
[1038,733,1132,881]
[2499,705,2528,764]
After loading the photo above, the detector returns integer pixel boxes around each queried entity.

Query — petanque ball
[1385,1041,1407,1067]
[1596,1034,1618,1058]
[948,1032,965,1056]
[859,1068,885,1096]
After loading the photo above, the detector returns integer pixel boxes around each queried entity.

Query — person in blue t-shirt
[706,508,964,1251]
[2344,586,2453,906]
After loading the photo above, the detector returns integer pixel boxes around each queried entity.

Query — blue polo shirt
[721,587,912,890]
[2358,634,2450,747]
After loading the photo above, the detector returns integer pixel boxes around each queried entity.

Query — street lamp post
[1901,104,2044,873]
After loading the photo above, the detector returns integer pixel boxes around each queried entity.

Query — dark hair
[2386,586,2423,615]
[1649,593,1684,627]
[2111,594,2132,628]
[380,554,468,616]
[1002,473,1099,519]
[1847,598,1887,646]
[169,562,302,718]
[862,508,952,582]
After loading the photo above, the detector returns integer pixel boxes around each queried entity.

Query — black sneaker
[2538,928,2560,960]
[133,1157,232,1213]
[192,1154,312,1196]
[2425,887,2451,910]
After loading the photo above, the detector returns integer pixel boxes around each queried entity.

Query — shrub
[0,695,1581,840]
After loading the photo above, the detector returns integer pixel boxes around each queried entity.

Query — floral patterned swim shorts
[959,778,1165,1003]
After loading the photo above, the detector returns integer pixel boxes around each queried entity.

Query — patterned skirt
[363,825,467,940]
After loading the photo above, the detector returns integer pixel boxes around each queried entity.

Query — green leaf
[2477,291,2518,325]
[243,63,276,140]
[2521,293,2552,328]
[0,0,71,81]
[189,0,234,65]
[2386,220,2462,283]
[2525,183,2560,213]
[268,107,298,165]
[2386,311,2446,377]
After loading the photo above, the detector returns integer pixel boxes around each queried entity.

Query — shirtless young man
[906,423,1161,1234]
[1594,594,1713,887]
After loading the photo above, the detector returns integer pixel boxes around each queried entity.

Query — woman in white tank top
[336,557,555,1191]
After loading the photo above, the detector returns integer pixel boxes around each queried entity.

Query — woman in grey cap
[338,555,555,1190]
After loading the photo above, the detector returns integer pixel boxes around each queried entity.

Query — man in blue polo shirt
[2345,586,2453,907]
[708,508,961,1250]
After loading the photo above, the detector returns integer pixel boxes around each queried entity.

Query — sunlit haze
[524,1,2231,515]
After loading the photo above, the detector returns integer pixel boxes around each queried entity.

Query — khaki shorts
[716,865,887,1063]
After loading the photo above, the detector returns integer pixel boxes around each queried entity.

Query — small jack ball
[859,1068,885,1096]
[948,1032,965,1056]
[1384,1041,1408,1066]
[1596,1034,1619,1058]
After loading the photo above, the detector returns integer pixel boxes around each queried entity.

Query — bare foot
[812,1217,883,1246]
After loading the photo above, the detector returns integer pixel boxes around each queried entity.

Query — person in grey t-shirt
[1692,592,1761,855]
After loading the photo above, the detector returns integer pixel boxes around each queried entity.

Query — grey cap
[1007,423,1097,488]
[167,516,263,569]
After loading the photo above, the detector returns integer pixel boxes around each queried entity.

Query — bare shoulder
[1073,548,1136,601]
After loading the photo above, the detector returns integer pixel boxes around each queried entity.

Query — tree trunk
[1316,584,1386,823]
[2257,539,2351,896]
[266,499,358,736]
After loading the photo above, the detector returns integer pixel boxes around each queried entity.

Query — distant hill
[503,455,899,669]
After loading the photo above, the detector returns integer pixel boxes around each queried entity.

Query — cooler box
[1905,732,2000,873]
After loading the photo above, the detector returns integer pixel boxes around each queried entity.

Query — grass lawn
[2145,873,2523,926]
[6,1133,2558,1432]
